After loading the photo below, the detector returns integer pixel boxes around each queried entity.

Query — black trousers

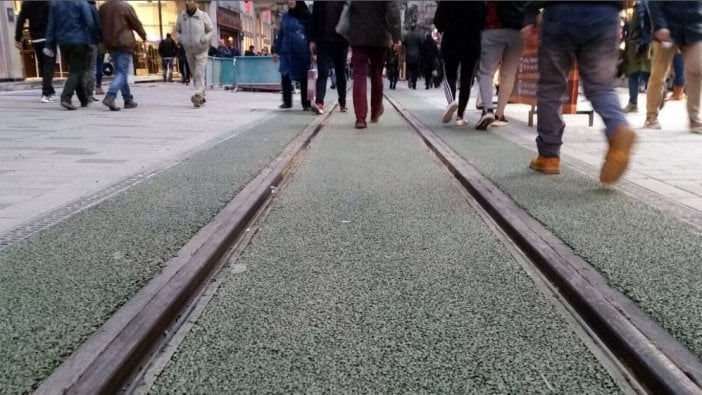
[314,42,348,106]
[442,45,480,118]
[282,73,310,108]
[32,41,56,97]
[59,43,89,105]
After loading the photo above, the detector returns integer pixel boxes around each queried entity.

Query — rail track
[36,96,702,395]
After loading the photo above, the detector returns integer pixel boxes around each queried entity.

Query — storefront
[217,7,242,51]
[11,0,185,79]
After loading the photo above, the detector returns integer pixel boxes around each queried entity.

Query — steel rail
[35,105,337,395]
[385,94,702,395]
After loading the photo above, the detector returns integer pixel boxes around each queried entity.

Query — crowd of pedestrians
[14,1,702,185]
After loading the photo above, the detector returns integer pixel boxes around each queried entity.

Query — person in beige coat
[176,0,214,107]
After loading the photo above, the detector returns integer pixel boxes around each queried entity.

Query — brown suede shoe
[600,125,636,184]
[529,155,560,174]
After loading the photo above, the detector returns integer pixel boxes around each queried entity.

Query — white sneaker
[40,95,50,103]
[441,101,458,124]
[48,95,57,102]
[456,117,465,126]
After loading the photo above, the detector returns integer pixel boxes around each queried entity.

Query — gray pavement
[152,99,619,393]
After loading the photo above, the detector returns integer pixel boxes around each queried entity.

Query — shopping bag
[307,67,317,102]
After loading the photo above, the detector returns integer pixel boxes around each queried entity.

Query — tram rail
[36,96,702,395]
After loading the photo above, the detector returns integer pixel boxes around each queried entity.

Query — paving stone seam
[385,94,702,394]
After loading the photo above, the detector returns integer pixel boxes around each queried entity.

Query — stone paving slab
[0,83,282,239]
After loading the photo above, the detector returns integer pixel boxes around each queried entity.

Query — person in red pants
[344,1,402,129]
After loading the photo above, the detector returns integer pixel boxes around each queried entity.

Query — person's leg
[281,73,293,107]
[191,53,207,99]
[457,46,480,120]
[299,76,310,109]
[351,46,370,125]
[369,46,386,121]
[83,45,97,99]
[495,29,523,118]
[646,41,677,120]
[95,52,104,94]
[104,50,130,110]
[314,43,331,106]
[34,41,55,98]
[441,51,459,104]
[168,58,174,81]
[478,30,505,114]
[162,58,168,81]
[332,43,348,108]
[535,11,575,157]
[60,44,88,108]
[681,41,702,128]
[673,51,685,88]
[627,71,640,107]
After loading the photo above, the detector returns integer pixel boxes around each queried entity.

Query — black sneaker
[124,100,138,109]
[279,103,292,109]
[475,110,495,130]
[491,115,509,127]
[61,100,77,111]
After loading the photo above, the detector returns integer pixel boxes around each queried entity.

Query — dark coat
[309,1,347,44]
[345,1,402,48]
[495,1,536,30]
[420,34,440,71]
[45,1,100,49]
[403,29,423,64]
[649,0,702,45]
[276,12,311,80]
[433,1,485,58]
[159,37,177,58]
[14,1,50,42]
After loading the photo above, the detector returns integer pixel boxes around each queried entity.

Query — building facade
[2,0,278,81]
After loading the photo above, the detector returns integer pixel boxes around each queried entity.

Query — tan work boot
[529,155,561,174]
[600,125,636,184]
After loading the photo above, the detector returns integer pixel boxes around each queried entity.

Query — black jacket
[433,1,485,56]
[14,1,50,42]
[524,1,621,25]
[309,1,347,44]
[649,1,702,45]
[159,37,177,57]
[495,2,536,30]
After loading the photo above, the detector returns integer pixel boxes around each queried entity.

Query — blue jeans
[673,52,685,87]
[106,51,133,101]
[536,4,628,157]
[628,71,649,105]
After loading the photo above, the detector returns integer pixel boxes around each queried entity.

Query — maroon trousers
[351,46,387,122]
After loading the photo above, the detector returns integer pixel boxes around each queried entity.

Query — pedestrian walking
[434,1,485,126]
[309,0,349,114]
[403,24,422,90]
[475,1,531,130]
[176,42,191,85]
[667,52,686,101]
[420,33,440,90]
[45,0,100,111]
[273,0,312,111]
[83,1,102,103]
[99,0,147,111]
[345,1,402,129]
[524,2,636,184]
[386,47,400,90]
[14,1,56,103]
[176,0,214,108]
[645,1,702,133]
[94,43,106,95]
[159,33,177,82]
[622,0,652,114]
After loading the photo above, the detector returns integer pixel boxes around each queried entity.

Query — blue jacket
[648,1,702,45]
[275,13,311,80]
[45,1,100,49]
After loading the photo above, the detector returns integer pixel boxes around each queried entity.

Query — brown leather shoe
[529,155,560,174]
[600,125,636,184]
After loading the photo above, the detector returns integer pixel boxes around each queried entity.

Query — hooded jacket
[99,0,146,52]
[14,1,50,43]
[175,7,214,57]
